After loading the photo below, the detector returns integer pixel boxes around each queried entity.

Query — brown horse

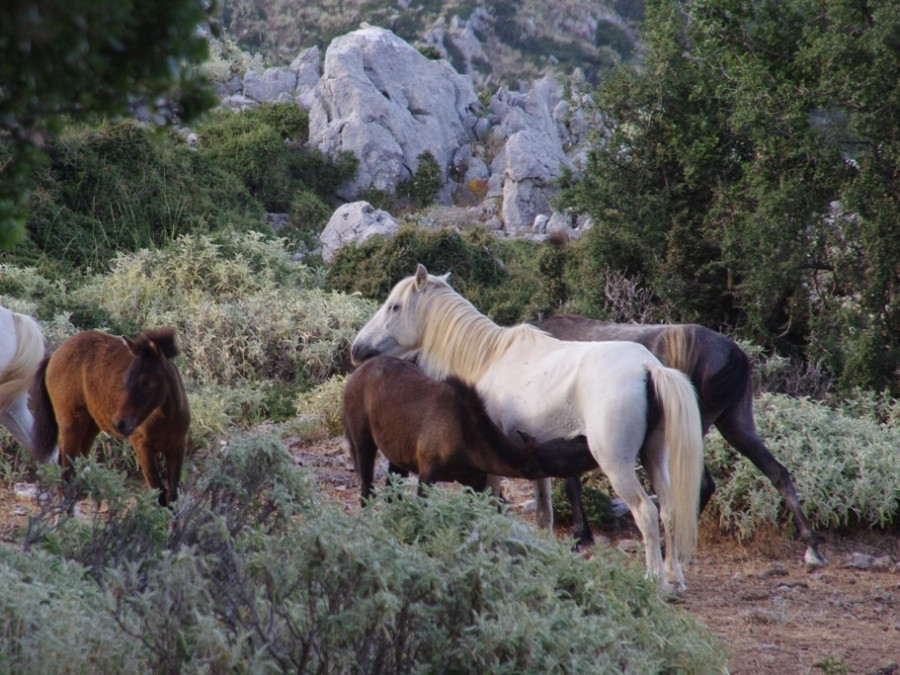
[342,355,594,504]
[29,328,190,507]
[533,314,825,569]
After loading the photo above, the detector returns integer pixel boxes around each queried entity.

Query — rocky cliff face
[218,24,595,250]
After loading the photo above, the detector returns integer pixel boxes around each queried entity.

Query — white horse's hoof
[658,579,686,598]
[804,546,827,571]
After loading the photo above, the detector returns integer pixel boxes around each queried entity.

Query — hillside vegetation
[220,0,642,86]
[3,1,900,669]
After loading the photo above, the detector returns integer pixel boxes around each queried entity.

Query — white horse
[350,264,705,593]
[0,305,46,454]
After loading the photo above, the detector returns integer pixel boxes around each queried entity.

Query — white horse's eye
[389,303,401,313]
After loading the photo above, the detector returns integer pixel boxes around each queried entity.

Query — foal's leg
[164,444,186,508]
[56,416,100,512]
[346,427,378,504]
[565,476,595,548]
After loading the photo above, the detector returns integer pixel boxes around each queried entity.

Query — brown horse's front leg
[164,445,185,508]
[132,441,167,506]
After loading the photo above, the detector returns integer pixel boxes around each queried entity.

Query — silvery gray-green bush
[75,231,374,386]
[706,392,900,537]
[1,433,727,674]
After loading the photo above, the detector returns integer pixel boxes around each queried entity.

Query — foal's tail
[649,365,704,561]
[0,312,45,413]
[28,357,59,464]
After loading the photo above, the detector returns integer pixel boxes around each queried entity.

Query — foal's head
[114,328,180,437]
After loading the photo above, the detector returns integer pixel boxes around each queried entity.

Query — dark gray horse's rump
[533,314,826,569]
[534,315,750,416]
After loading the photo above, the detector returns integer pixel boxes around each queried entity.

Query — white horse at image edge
[349,263,705,594]
[0,304,45,455]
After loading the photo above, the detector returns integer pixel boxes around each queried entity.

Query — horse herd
[0,264,825,593]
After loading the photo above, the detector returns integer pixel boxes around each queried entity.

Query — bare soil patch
[3,436,899,675]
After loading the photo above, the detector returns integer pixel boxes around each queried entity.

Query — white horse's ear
[415,263,428,290]
[439,271,451,283]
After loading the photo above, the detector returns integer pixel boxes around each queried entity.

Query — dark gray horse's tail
[666,326,750,412]
[28,357,58,464]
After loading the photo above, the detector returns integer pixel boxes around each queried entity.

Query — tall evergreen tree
[559,0,900,391]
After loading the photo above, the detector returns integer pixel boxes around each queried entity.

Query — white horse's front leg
[533,478,553,530]
[487,474,504,498]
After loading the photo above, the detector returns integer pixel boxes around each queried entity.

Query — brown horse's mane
[443,375,523,465]
[131,328,180,359]
[413,280,545,383]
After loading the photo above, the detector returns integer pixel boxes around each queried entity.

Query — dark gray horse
[533,314,826,570]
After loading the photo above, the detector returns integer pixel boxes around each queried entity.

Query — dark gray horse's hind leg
[565,477,594,549]
[715,403,827,569]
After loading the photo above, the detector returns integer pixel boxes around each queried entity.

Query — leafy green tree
[559,0,900,391]
[0,0,219,248]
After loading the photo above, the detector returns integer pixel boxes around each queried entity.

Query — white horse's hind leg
[643,432,686,593]
[0,395,35,452]
[533,478,553,529]
[601,460,666,584]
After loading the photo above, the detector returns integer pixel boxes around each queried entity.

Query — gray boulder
[488,76,572,233]
[243,67,298,104]
[309,26,482,200]
[319,201,399,262]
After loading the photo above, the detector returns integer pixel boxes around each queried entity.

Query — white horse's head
[350,264,450,365]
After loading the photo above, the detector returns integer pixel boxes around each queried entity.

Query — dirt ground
[3,435,899,675]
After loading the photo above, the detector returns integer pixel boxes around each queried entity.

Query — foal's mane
[444,375,521,460]
[411,278,544,383]
[132,328,180,360]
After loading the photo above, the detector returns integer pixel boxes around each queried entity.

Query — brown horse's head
[113,328,180,437]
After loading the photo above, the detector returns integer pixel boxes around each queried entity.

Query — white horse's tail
[648,365,704,561]
[0,312,45,412]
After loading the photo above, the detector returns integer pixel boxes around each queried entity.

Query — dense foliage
[1,105,356,275]
[326,225,595,325]
[0,0,218,247]
[3,8,900,668]
[557,0,900,393]
[194,103,358,248]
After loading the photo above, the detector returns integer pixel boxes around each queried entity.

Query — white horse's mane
[407,277,546,383]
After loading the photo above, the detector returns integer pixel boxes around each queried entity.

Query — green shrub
[326,224,553,323]
[195,105,355,215]
[246,102,310,142]
[294,374,348,440]
[284,188,333,252]
[396,150,443,210]
[22,121,263,273]
[196,113,294,210]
